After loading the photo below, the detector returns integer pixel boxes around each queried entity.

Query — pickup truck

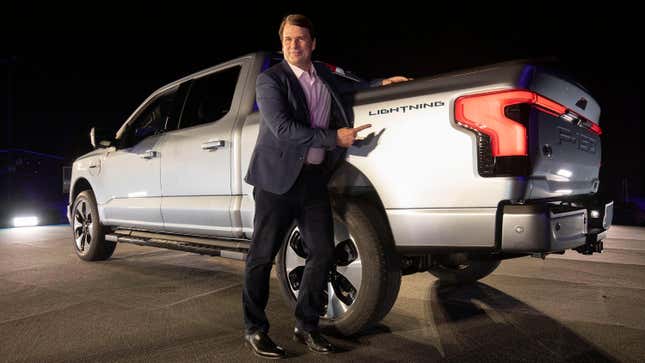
[68,51,613,335]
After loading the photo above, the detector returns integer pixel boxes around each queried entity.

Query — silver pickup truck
[68,52,613,335]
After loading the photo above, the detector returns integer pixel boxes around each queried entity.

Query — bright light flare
[13,216,39,227]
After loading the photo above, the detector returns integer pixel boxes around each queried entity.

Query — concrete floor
[1,225,644,362]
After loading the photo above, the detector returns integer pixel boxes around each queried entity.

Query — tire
[276,198,401,336]
[428,253,501,285]
[71,190,116,261]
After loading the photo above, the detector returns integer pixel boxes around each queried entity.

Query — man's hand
[336,124,372,148]
[381,76,412,86]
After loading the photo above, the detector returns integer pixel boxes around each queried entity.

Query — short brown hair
[278,14,315,41]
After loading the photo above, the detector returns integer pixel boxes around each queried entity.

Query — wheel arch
[71,178,93,205]
[328,161,395,247]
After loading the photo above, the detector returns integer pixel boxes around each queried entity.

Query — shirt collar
[287,61,316,80]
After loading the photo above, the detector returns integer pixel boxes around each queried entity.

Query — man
[243,14,409,358]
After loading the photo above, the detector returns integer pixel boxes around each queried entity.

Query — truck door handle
[139,150,158,159]
[201,140,226,150]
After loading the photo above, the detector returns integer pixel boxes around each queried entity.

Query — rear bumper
[499,200,613,252]
[389,198,613,253]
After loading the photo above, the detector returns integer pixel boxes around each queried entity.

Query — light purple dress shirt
[287,62,332,165]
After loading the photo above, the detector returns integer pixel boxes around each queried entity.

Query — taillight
[455,90,532,157]
[324,63,346,76]
[455,89,602,177]
[588,121,603,135]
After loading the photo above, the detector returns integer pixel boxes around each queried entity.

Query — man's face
[282,23,316,69]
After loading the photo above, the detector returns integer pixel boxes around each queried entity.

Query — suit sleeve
[256,72,336,150]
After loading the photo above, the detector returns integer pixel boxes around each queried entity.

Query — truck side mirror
[90,127,114,149]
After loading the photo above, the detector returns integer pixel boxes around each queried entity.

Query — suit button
[298,156,304,160]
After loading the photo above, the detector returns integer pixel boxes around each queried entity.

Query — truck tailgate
[523,67,602,199]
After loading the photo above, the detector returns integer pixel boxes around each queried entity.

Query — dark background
[1,7,642,224]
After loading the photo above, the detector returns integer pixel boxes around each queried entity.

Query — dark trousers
[243,165,335,334]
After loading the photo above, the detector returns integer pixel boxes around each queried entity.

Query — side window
[179,66,241,129]
[120,88,179,148]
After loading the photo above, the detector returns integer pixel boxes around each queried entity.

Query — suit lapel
[281,61,310,123]
[314,63,350,128]
[280,60,350,129]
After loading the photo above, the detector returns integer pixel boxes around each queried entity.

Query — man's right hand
[336,124,372,148]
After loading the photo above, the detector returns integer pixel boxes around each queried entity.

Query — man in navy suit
[243,14,409,358]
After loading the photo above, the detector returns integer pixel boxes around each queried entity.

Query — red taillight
[455,89,601,156]
[324,63,337,72]
[455,90,534,156]
[534,94,566,115]
[324,62,346,76]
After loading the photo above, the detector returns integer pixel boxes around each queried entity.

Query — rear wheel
[72,190,116,261]
[428,253,501,285]
[276,199,401,336]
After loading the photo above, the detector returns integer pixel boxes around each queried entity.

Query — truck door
[160,63,247,237]
[100,88,179,228]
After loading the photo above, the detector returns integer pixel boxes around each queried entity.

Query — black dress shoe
[244,331,286,359]
[293,327,334,353]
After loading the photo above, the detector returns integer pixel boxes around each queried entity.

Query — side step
[105,229,250,260]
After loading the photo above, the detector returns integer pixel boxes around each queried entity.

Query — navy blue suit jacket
[244,60,376,195]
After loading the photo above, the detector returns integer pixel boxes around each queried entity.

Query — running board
[105,229,250,260]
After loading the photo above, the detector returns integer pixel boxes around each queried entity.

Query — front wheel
[276,199,401,336]
[71,190,116,261]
